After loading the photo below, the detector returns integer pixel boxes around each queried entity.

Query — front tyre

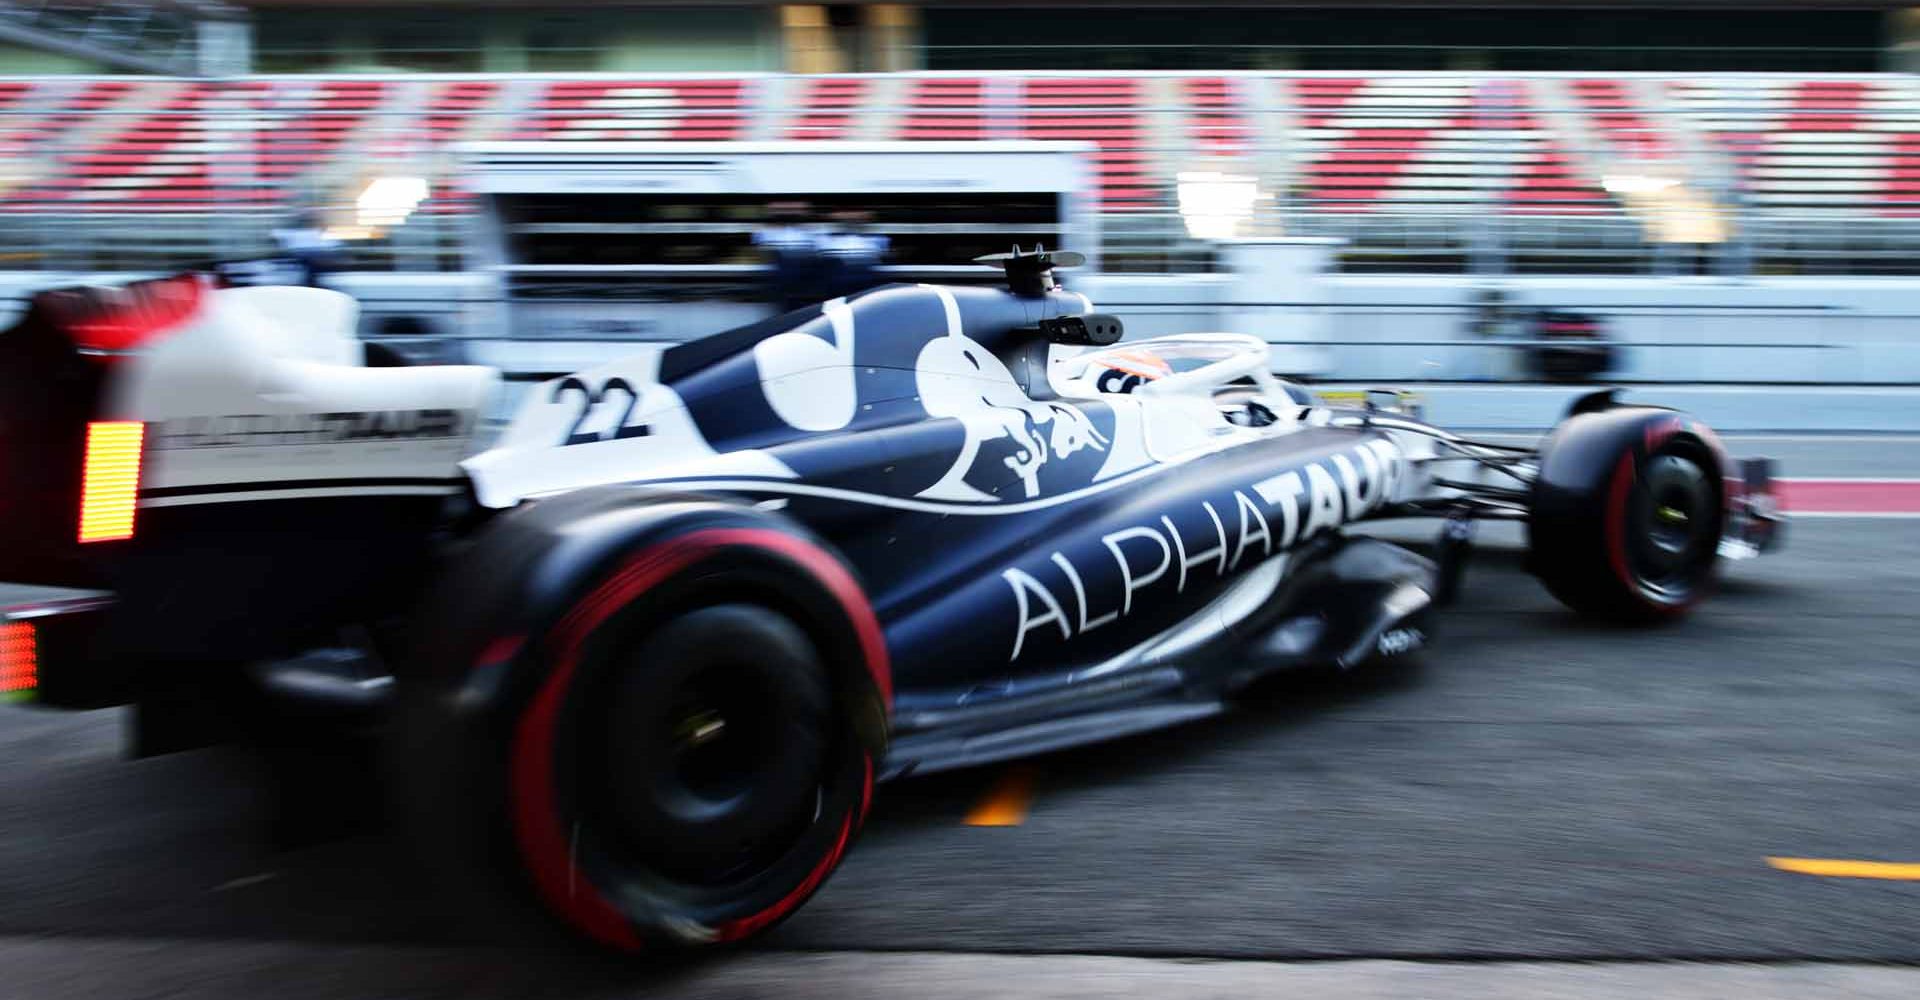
[1529,410,1726,622]
[393,492,886,952]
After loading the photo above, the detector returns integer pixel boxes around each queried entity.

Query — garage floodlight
[356,175,430,230]
[1602,173,1679,196]
[1177,171,1262,241]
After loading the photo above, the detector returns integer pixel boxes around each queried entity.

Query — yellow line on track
[964,767,1037,827]
[1767,857,1920,880]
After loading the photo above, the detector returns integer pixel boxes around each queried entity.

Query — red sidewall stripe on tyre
[1605,451,1637,598]
[726,528,894,703]
[715,753,873,943]
[507,528,891,951]
[1644,415,1684,455]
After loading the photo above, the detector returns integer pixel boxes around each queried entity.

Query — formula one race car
[0,249,1781,952]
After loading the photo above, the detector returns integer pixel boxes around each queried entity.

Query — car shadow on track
[870,658,1430,834]
[869,524,1804,832]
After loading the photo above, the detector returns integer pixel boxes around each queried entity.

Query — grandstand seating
[1670,77,1920,213]
[0,79,135,164]
[0,79,40,162]
[1891,131,1920,215]
[1291,76,1616,215]
[424,78,502,145]
[0,71,1913,227]
[1569,78,1674,161]
[787,76,866,140]
[1182,76,1249,157]
[1017,77,1154,210]
[516,78,748,141]
[0,80,29,114]
[897,76,987,140]
[4,77,387,212]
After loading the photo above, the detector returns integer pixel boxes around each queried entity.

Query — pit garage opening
[462,140,1097,350]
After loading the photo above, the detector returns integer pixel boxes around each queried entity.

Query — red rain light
[0,622,35,697]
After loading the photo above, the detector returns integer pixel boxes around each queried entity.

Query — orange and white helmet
[1090,348,1172,395]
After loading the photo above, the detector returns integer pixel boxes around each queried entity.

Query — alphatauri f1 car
[0,249,1780,951]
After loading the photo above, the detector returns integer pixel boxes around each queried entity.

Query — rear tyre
[392,494,881,952]
[1531,423,1724,622]
[589,603,850,906]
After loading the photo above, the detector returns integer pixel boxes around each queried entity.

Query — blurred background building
[11,2,1905,76]
[3,1,1920,388]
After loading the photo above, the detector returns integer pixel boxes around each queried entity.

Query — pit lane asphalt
[2,436,1918,995]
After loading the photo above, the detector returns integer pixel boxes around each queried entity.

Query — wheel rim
[599,650,826,887]
[663,664,775,806]
[1627,452,1717,602]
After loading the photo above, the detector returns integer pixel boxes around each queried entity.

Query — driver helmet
[1091,347,1172,394]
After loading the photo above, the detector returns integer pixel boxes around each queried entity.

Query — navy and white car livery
[0,249,1782,953]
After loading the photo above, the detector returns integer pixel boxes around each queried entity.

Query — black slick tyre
[391,490,886,952]
[1530,415,1725,623]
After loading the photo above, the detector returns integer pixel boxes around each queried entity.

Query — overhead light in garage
[1177,170,1263,240]
[355,175,430,230]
